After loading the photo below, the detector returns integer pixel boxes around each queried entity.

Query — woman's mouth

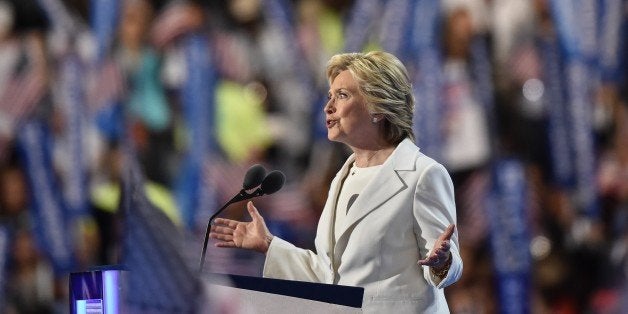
[326,119,337,128]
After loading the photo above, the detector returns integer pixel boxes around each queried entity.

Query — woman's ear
[371,113,384,123]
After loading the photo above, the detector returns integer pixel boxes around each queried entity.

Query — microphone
[199,165,285,272]
[242,164,266,190]
[259,170,285,195]
[240,170,286,199]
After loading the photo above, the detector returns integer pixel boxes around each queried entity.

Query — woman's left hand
[418,224,455,269]
[209,201,274,253]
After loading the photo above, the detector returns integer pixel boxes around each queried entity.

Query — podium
[206,273,364,313]
[70,268,364,313]
[69,267,126,314]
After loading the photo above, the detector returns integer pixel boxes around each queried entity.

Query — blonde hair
[326,51,415,144]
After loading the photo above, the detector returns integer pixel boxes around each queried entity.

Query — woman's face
[324,70,377,147]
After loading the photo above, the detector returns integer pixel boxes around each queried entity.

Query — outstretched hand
[418,224,455,270]
[209,201,274,253]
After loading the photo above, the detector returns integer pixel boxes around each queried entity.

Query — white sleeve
[263,237,332,283]
[413,163,463,289]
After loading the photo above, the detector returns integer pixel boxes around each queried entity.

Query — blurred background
[0,0,626,313]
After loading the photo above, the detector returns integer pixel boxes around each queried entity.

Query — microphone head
[242,164,267,190]
[260,170,285,195]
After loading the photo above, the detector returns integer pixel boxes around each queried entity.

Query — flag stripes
[457,170,490,247]
[86,60,125,113]
[0,66,46,124]
[121,157,200,312]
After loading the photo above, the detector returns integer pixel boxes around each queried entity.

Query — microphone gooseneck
[199,166,286,273]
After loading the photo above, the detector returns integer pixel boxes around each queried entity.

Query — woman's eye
[338,93,347,99]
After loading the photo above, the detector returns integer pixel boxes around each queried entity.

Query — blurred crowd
[0,0,626,313]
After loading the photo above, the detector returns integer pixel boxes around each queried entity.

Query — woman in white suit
[210,51,462,313]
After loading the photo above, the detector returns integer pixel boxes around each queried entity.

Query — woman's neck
[351,144,395,168]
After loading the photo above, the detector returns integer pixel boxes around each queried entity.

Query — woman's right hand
[209,201,274,253]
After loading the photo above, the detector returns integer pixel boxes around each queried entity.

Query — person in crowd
[210,51,462,313]
[115,0,174,186]
[5,229,55,314]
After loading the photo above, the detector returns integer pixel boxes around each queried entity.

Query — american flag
[0,65,46,128]
[120,155,203,313]
[86,59,125,113]
[457,169,490,248]
[204,158,250,205]
[150,2,205,49]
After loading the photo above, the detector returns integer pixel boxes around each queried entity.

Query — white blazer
[263,139,462,313]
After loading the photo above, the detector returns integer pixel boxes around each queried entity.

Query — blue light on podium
[76,299,103,314]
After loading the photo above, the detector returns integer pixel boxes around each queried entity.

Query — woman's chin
[326,131,335,141]
[327,132,341,142]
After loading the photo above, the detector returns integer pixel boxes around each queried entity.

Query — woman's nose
[324,99,335,114]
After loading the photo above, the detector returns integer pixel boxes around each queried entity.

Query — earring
[372,117,378,123]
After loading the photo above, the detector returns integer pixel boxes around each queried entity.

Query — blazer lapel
[335,139,419,244]
[317,154,355,260]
